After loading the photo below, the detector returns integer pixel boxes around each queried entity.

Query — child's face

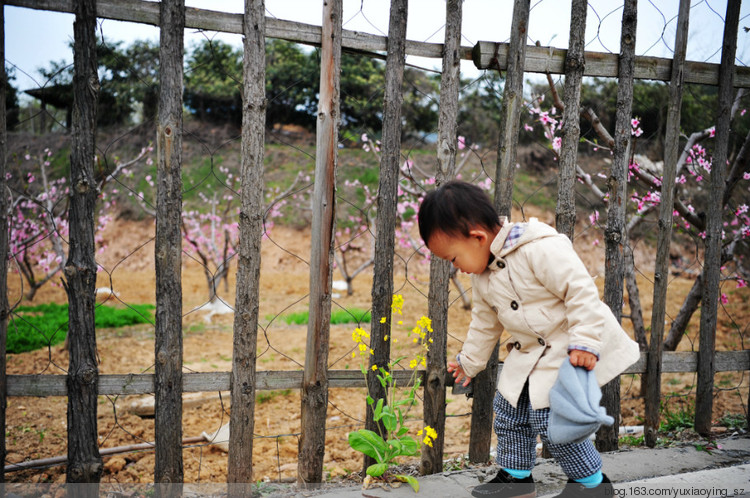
[427,228,493,275]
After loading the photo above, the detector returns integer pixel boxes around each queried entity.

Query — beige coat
[459,219,640,409]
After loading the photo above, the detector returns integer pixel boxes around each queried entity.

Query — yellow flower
[372,364,378,371]
[384,335,389,341]
[423,436,433,447]
[425,426,438,439]
[358,343,367,352]
[409,359,418,369]
[380,317,387,324]
[391,294,404,315]
[420,358,426,367]
[370,349,374,355]
[398,320,403,325]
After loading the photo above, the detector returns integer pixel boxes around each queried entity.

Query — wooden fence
[2,0,749,486]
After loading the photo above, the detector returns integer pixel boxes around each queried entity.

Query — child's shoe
[554,474,614,497]
[471,468,536,498]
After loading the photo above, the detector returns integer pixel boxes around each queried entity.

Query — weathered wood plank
[472,41,750,88]
[5,351,749,397]
[6,0,749,87]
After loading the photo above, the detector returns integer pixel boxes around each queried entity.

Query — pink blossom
[736,204,748,216]
[524,124,534,132]
[457,136,466,150]
[744,172,750,180]
[737,278,747,289]
[720,294,728,305]
[592,239,600,247]
[708,127,716,137]
[552,137,562,152]
[589,211,599,225]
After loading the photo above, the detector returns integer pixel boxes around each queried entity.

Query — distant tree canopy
[24,36,745,153]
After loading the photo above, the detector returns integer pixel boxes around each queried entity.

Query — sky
[4,0,750,97]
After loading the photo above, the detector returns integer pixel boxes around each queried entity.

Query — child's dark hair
[418,180,501,246]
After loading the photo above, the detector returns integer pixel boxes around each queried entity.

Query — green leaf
[377,374,387,388]
[381,411,398,433]
[366,462,389,477]
[366,395,374,405]
[348,430,387,461]
[398,436,419,456]
[395,474,420,493]
[397,426,409,437]
[373,398,384,420]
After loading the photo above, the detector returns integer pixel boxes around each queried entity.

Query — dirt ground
[4,215,748,484]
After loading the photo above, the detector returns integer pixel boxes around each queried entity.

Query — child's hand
[447,361,472,387]
[569,350,598,371]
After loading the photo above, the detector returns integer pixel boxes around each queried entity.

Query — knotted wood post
[599,0,637,453]
[644,0,690,448]
[298,0,341,484]
[0,0,9,485]
[474,0,529,465]
[155,0,185,488]
[555,0,586,240]
[363,0,407,474]
[65,0,102,487]
[422,0,460,476]
[695,0,740,436]
[227,0,266,486]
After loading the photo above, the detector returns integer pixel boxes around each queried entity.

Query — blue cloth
[575,470,604,488]
[548,358,614,445]
[503,468,532,479]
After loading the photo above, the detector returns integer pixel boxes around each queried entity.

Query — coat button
[510,301,518,310]
[514,341,521,350]
[538,338,545,346]
[496,260,505,269]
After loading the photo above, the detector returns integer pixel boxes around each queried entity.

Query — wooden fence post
[298,0,341,484]
[555,0,586,240]
[475,0,529,466]
[421,0,460,476]
[493,0,529,219]
[599,0,637,453]
[0,0,8,484]
[65,0,102,487]
[155,0,185,487]
[695,0,740,436]
[364,0,407,474]
[645,0,690,448]
[227,0,265,486]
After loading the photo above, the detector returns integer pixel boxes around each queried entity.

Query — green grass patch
[256,389,293,404]
[8,303,155,354]
[271,307,371,326]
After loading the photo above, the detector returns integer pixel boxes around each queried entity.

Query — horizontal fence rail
[6,0,750,87]
[7,351,749,397]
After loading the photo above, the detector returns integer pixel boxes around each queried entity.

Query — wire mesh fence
[2,0,749,485]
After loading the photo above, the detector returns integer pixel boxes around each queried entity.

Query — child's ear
[468,228,489,245]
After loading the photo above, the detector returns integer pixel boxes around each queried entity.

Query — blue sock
[575,471,603,488]
[504,468,531,479]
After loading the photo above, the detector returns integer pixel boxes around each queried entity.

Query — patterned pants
[493,385,602,480]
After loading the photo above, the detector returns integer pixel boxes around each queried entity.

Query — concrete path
[266,435,750,498]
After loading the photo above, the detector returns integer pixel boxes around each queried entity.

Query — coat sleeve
[459,282,504,379]
[523,234,608,355]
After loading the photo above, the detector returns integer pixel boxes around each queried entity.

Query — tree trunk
[299,0,341,484]
[363,0,407,475]
[154,0,185,487]
[555,0,586,240]
[645,0,690,448]
[598,0,637,453]
[0,0,9,484]
[421,0,460,476]
[65,0,102,487]
[227,0,265,485]
[695,1,740,436]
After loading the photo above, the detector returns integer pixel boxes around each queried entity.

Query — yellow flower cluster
[351,327,373,359]
[417,425,438,447]
[391,294,404,315]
